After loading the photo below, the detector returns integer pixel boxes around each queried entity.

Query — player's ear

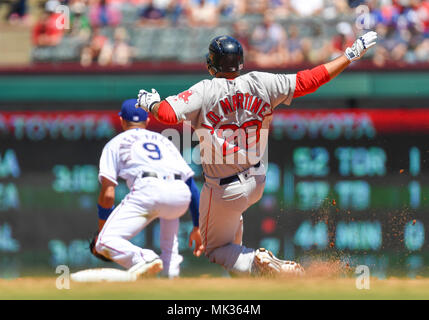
[207,65,216,77]
[119,117,127,130]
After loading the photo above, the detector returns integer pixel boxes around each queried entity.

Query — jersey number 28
[218,120,262,156]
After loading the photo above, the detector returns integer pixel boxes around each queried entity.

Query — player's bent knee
[95,237,115,257]
[95,240,108,256]
[92,238,115,262]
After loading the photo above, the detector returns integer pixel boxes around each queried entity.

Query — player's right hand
[189,227,205,257]
[136,88,161,112]
[344,31,377,62]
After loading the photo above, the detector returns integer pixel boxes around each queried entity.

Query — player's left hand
[189,227,205,257]
[136,88,161,112]
[344,31,378,62]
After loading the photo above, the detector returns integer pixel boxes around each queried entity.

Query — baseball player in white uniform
[135,32,378,276]
[91,99,204,278]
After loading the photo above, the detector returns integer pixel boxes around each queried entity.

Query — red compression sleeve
[157,100,178,124]
[293,65,331,98]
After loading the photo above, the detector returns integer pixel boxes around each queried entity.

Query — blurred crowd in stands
[1,0,428,67]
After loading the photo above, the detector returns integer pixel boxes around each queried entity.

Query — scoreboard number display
[0,109,428,277]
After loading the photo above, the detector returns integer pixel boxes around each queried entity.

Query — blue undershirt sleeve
[185,177,200,227]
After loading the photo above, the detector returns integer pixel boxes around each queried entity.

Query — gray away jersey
[99,128,194,189]
[166,71,296,178]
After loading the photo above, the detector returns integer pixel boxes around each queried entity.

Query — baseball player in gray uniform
[91,99,204,278]
[136,32,377,276]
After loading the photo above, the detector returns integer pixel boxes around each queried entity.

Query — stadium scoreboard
[0,108,428,277]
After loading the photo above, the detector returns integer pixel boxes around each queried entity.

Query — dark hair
[125,120,147,126]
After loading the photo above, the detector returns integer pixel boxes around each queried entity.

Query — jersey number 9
[143,143,162,160]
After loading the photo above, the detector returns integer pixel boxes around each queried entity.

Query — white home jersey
[165,71,296,178]
[99,128,194,188]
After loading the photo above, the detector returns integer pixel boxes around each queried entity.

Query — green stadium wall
[1,72,428,102]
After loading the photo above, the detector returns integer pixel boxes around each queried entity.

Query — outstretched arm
[135,90,180,125]
[323,55,351,80]
[151,101,179,124]
[293,31,377,99]
[325,31,378,79]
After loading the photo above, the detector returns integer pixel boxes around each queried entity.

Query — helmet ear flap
[206,53,218,76]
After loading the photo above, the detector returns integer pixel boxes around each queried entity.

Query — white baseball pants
[159,217,183,278]
[95,177,191,276]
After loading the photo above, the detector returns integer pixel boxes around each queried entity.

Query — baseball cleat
[128,258,163,278]
[253,248,305,277]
